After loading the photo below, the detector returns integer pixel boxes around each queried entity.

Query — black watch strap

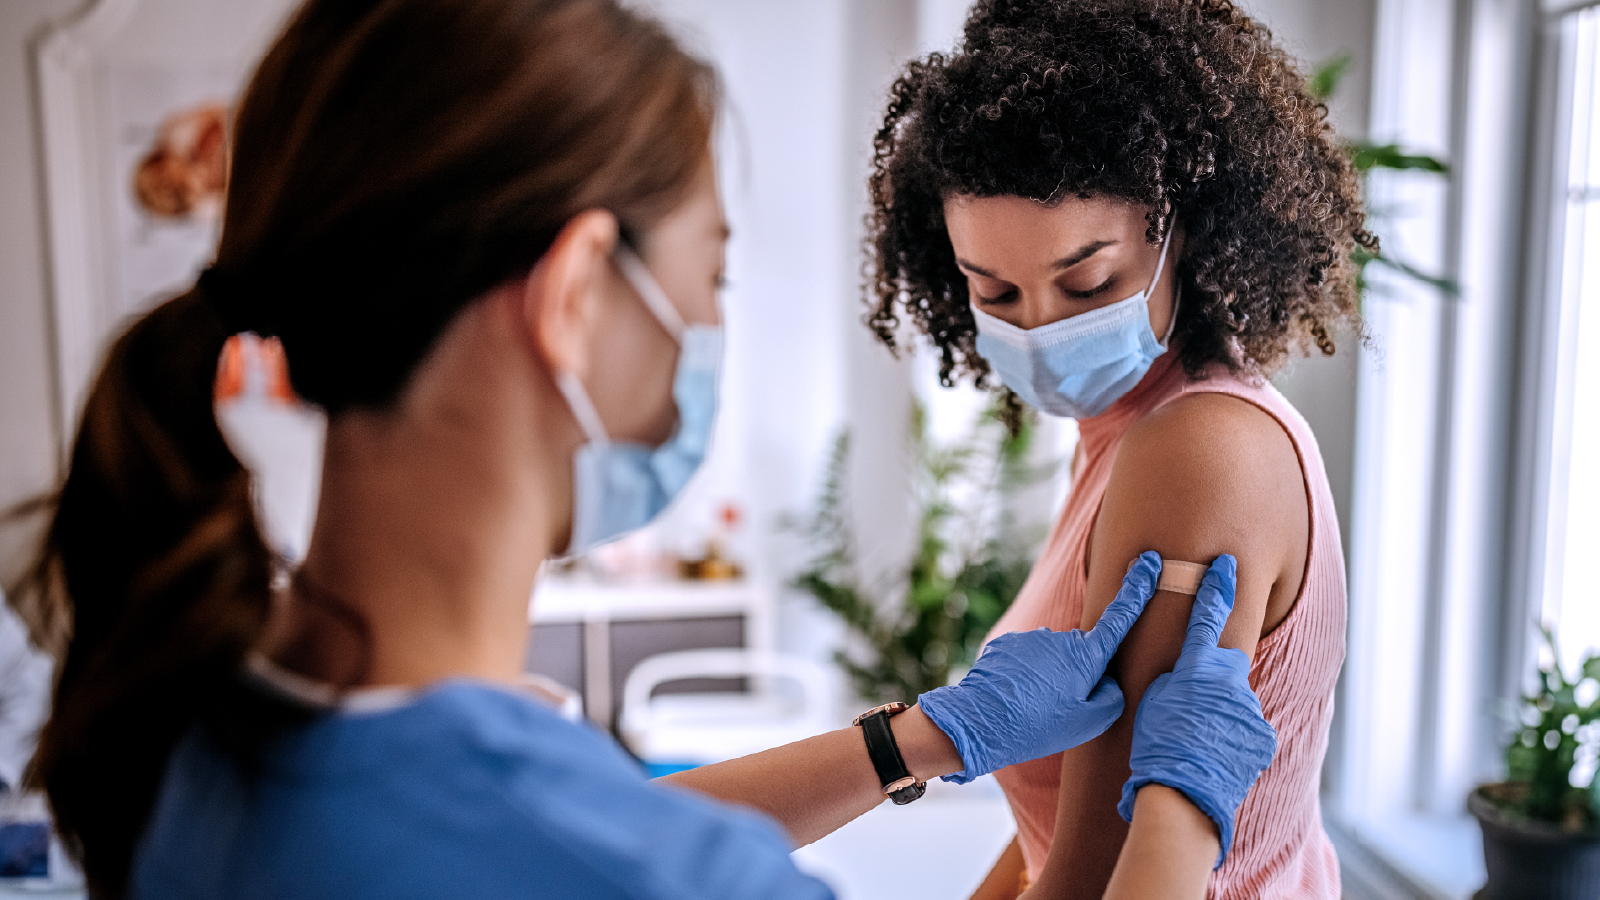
[853,702,927,805]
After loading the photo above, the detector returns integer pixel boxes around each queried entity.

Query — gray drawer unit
[528,580,774,731]
[522,621,584,700]
[607,616,746,728]
[523,615,749,732]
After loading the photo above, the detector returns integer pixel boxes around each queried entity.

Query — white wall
[625,0,919,665]
[0,1,87,585]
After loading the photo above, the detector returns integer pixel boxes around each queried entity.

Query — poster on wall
[102,66,233,321]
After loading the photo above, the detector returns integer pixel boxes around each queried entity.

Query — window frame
[1330,1,1600,898]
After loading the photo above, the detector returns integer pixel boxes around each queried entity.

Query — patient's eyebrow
[955,258,1000,278]
[1050,240,1116,271]
[956,239,1118,280]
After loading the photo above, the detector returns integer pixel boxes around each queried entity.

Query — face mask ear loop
[616,248,685,343]
[1162,281,1183,347]
[1145,225,1174,298]
[1148,225,1178,348]
[555,371,612,446]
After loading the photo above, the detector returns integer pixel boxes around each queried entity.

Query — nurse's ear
[517,209,621,379]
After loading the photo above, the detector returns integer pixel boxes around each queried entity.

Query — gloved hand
[918,551,1162,784]
[1116,554,1277,869]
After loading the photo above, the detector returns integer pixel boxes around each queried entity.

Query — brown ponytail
[26,288,278,895]
[20,0,716,895]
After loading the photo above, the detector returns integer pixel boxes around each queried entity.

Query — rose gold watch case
[851,701,909,726]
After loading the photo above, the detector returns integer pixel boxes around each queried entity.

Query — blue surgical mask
[555,249,722,557]
[970,228,1176,419]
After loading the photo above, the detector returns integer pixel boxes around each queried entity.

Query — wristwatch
[852,701,927,805]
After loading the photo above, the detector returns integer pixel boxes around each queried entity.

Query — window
[1539,5,1600,670]
[1331,3,1600,899]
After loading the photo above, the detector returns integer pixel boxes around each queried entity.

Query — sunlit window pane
[1550,7,1600,671]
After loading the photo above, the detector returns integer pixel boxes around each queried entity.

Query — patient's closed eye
[1061,276,1117,300]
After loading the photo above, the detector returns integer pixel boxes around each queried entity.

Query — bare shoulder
[1117,391,1300,502]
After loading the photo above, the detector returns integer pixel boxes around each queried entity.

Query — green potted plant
[790,400,1049,704]
[1469,627,1600,899]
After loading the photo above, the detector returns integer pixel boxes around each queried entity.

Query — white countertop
[531,577,768,623]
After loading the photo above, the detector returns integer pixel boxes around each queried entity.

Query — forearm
[1022,761,1215,900]
[1102,785,1217,900]
[659,703,961,846]
[1021,723,1134,900]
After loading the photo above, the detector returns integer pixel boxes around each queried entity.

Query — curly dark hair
[867,0,1376,393]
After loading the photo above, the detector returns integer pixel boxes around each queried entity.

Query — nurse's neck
[258,286,580,690]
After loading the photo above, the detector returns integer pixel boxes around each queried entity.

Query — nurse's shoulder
[426,682,835,900]
[134,681,834,900]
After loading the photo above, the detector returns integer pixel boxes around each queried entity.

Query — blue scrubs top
[131,680,835,900]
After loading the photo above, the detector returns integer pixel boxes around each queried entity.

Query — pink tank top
[990,350,1346,899]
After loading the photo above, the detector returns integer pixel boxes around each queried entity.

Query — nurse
[16,1,1273,898]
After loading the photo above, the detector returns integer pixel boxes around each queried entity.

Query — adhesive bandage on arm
[1156,559,1208,595]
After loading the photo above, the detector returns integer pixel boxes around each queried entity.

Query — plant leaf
[1308,54,1353,103]
[1592,769,1600,822]
[795,390,1048,702]
[1351,142,1450,174]
[1368,254,1460,295]
[1507,737,1539,781]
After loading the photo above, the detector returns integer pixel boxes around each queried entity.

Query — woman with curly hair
[868,1,1369,897]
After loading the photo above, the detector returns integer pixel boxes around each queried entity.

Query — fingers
[1214,646,1253,678]
[1088,551,1163,660]
[1078,674,1126,738]
[972,628,1055,673]
[1181,554,1237,657]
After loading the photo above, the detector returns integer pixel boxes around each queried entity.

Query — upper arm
[1026,393,1307,899]
[1081,391,1308,665]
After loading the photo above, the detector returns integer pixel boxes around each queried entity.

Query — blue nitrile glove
[918,551,1163,784]
[1117,554,1277,869]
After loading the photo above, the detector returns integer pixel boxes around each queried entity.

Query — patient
[865,1,1366,897]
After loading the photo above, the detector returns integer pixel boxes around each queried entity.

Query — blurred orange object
[677,543,743,581]
[214,335,297,405]
[257,338,296,403]
[215,335,246,401]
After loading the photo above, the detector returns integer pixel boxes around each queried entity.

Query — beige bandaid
[1157,559,1208,595]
